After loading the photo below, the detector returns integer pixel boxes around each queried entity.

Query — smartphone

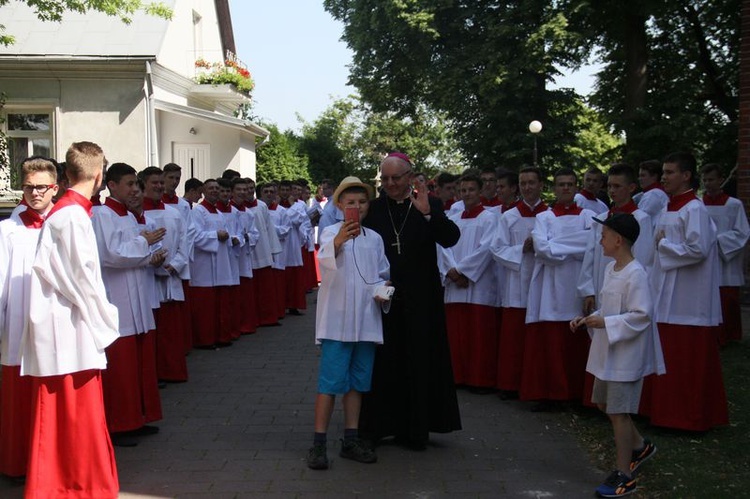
[344,206,359,223]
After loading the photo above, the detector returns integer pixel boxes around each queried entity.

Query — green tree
[324,0,583,169]
[560,0,739,166]
[255,122,309,184]
[0,0,172,46]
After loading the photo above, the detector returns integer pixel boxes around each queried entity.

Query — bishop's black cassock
[360,192,462,447]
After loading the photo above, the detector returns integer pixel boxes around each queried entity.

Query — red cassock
[101,333,162,432]
[253,267,279,326]
[645,324,728,431]
[0,365,33,477]
[189,285,219,346]
[718,287,742,345]
[285,262,308,310]
[154,302,189,381]
[302,248,318,290]
[25,370,118,499]
[238,276,259,334]
[495,307,526,391]
[181,280,194,354]
[273,269,287,319]
[445,303,499,388]
[519,321,590,401]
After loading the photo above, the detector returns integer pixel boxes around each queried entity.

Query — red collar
[216,201,232,213]
[246,199,258,208]
[131,210,146,225]
[578,189,597,201]
[315,195,326,203]
[443,199,455,211]
[609,200,638,216]
[268,202,279,211]
[481,196,501,207]
[90,195,102,206]
[668,190,698,211]
[461,204,484,219]
[19,208,45,229]
[162,193,179,204]
[231,200,246,212]
[551,202,583,217]
[279,199,292,208]
[18,198,29,207]
[517,200,548,217]
[200,199,218,214]
[104,197,129,217]
[643,182,664,193]
[143,197,165,211]
[501,199,519,213]
[48,189,93,218]
[702,192,729,206]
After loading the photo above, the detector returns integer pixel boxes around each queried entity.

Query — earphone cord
[351,229,386,286]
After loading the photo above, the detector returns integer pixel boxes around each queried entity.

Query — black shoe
[128,425,160,436]
[216,341,233,347]
[110,433,138,447]
[157,381,167,389]
[530,400,563,412]
[498,390,519,400]
[287,308,303,316]
[306,443,329,470]
[467,386,496,395]
[339,438,377,463]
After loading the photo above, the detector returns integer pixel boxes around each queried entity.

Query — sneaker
[596,470,637,497]
[630,439,657,472]
[306,443,329,470]
[339,438,377,463]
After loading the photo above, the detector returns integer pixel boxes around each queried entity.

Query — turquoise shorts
[317,340,376,395]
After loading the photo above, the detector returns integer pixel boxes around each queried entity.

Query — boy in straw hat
[307,176,391,470]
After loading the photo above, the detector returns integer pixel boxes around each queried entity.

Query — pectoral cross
[391,234,401,255]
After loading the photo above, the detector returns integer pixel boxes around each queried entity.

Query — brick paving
[1,291,602,498]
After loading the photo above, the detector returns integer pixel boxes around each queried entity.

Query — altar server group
[435,154,747,435]
[0,141,322,498]
[0,140,746,498]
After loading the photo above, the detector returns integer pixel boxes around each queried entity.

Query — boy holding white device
[307,176,392,470]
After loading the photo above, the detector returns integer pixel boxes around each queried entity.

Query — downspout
[145,61,159,166]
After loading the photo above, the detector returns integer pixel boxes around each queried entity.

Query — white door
[172,143,210,194]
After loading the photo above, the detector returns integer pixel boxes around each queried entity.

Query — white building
[0,0,269,199]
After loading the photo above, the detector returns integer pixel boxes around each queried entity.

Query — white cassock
[281,201,307,268]
[703,196,750,287]
[233,203,260,279]
[190,202,235,287]
[586,260,665,382]
[0,217,41,366]
[439,209,499,306]
[577,208,653,303]
[651,198,722,326]
[164,196,196,262]
[144,204,190,301]
[267,205,292,271]
[526,208,596,323]
[574,192,608,215]
[637,186,669,228]
[315,223,389,344]
[221,205,244,286]
[490,204,540,308]
[249,199,282,269]
[92,202,155,335]
[21,202,119,376]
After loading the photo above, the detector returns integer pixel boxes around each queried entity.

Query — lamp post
[528,120,542,166]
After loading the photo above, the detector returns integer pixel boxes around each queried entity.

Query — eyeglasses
[381,170,412,183]
[21,184,56,194]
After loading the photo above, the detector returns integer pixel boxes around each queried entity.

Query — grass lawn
[559,328,750,498]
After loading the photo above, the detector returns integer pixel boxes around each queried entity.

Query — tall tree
[255,122,309,184]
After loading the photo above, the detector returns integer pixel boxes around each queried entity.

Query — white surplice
[651,198,722,326]
[490,205,539,308]
[189,203,236,287]
[526,208,595,323]
[144,204,190,301]
[704,197,750,286]
[20,200,119,376]
[267,205,292,271]
[248,200,280,269]
[586,260,665,381]
[315,223,390,344]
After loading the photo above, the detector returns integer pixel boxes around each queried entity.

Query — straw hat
[332,176,374,204]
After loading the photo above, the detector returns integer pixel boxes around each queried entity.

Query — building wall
[1,76,148,165]
[158,0,225,78]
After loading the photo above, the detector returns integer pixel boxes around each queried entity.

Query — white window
[2,108,54,189]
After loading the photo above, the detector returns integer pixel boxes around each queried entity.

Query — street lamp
[528,120,542,166]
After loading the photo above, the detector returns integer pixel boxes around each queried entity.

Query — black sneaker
[306,443,329,470]
[630,439,657,472]
[596,470,637,497]
[339,438,377,463]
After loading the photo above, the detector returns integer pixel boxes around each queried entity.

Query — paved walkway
[1,291,601,498]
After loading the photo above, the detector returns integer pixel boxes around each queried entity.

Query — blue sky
[230,1,597,133]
